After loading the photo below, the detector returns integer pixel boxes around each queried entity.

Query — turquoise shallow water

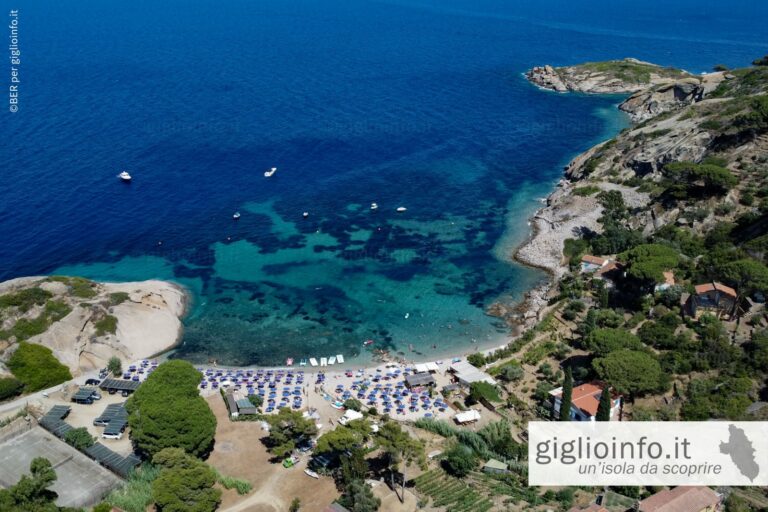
[4,0,766,365]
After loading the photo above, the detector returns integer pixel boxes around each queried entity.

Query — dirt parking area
[64,393,133,455]
[0,426,121,508]
[205,394,340,512]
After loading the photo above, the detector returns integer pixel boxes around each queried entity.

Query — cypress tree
[559,367,573,421]
[596,385,612,421]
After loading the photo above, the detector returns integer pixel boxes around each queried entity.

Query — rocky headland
[0,276,188,376]
[494,58,768,327]
[526,58,727,121]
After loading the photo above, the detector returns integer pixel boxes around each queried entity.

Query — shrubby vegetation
[8,342,72,392]
[0,377,24,401]
[64,427,95,451]
[442,442,477,477]
[95,314,118,336]
[105,464,161,512]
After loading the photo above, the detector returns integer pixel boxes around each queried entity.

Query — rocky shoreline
[495,58,690,330]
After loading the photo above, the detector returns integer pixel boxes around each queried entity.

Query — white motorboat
[328,356,336,365]
[309,358,318,367]
[304,469,320,479]
[118,171,132,182]
[320,357,328,367]
[233,212,241,220]
[396,206,407,212]
[370,202,378,210]
[336,354,345,364]
[264,167,278,177]
[303,212,309,218]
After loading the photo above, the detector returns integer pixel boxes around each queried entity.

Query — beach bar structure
[99,378,141,395]
[448,360,496,387]
[413,362,440,373]
[405,372,436,389]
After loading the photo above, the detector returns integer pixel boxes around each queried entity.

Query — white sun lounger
[309,358,318,367]
[328,356,336,365]
[336,354,345,364]
[320,357,328,367]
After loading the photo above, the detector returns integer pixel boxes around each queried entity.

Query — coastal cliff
[505,59,768,316]
[0,276,188,376]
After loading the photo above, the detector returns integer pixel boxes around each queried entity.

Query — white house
[549,382,621,421]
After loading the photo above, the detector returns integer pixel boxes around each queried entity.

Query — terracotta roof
[638,486,719,512]
[568,505,609,512]
[662,271,675,286]
[694,282,736,298]
[596,261,620,275]
[552,382,614,417]
[581,254,607,266]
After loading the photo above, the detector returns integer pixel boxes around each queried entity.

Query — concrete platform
[0,426,121,508]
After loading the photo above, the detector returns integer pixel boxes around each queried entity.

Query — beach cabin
[549,382,621,421]
[225,392,240,418]
[454,409,481,425]
[580,254,608,273]
[482,459,509,475]
[405,372,436,389]
[236,398,259,416]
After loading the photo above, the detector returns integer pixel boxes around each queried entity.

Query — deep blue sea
[2,0,766,365]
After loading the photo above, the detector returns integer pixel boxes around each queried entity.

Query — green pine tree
[559,367,573,421]
[596,385,612,421]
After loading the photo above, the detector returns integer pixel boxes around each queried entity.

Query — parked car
[121,390,130,397]
[102,431,123,440]
[85,378,101,386]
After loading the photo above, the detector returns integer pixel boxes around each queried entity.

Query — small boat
[233,212,241,220]
[286,358,294,366]
[118,171,132,182]
[320,357,328,367]
[303,212,309,218]
[328,356,336,365]
[404,312,410,319]
[363,339,374,346]
[370,202,378,210]
[309,358,318,367]
[336,354,345,364]
[299,358,308,366]
[304,469,320,479]
[264,167,278,177]
[396,206,407,212]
